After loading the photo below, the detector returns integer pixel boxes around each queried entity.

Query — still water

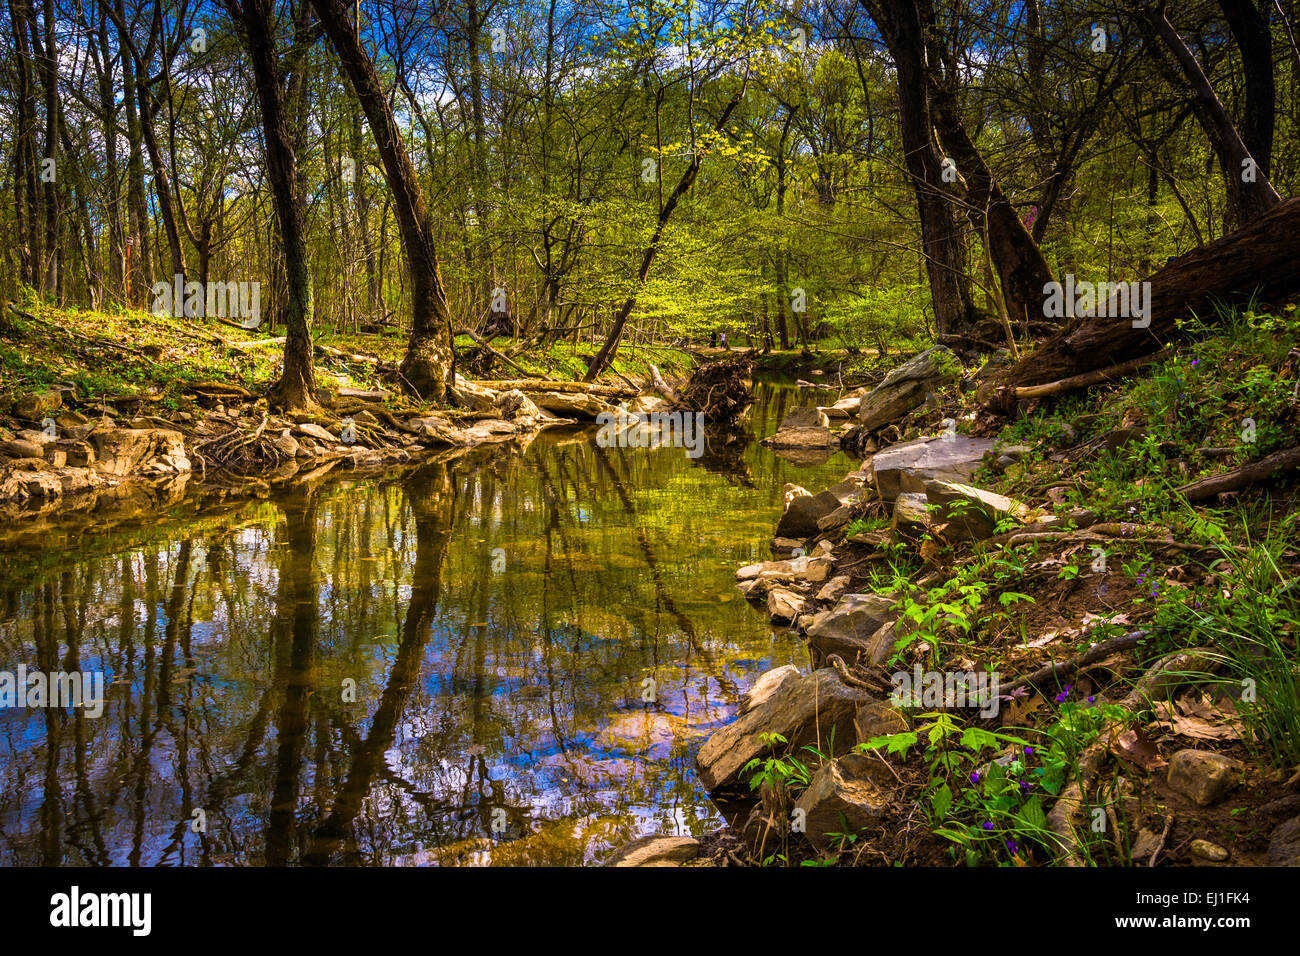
[0,380,854,865]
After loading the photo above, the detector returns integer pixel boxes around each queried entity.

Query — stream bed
[0,379,856,865]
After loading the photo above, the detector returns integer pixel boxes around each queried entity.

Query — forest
[0,0,1299,882]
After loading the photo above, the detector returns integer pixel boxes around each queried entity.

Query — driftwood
[1000,630,1149,698]
[1174,444,1300,502]
[995,196,1300,392]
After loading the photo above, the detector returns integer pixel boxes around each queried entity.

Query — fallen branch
[1174,444,1300,502]
[1012,351,1168,400]
[455,327,547,381]
[648,364,680,404]
[1001,629,1150,698]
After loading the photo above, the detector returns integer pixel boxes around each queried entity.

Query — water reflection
[0,379,853,865]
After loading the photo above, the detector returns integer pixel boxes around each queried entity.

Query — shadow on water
[0,380,854,865]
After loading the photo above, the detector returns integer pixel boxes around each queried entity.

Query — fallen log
[648,364,680,404]
[471,380,635,397]
[454,327,545,381]
[1174,444,1300,502]
[995,196,1300,391]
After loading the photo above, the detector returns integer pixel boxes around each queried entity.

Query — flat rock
[767,586,805,624]
[869,434,998,502]
[1190,839,1229,862]
[816,575,851,604]
[1167,749,1241,807]
[89,428,191,478]
[739,665,803,715]
[604,835,700,867]
[0,439,43,460]
[295,422,337,443]
[696,668,871,792]
[450,375,499,412]
[12,389,63,422]
[924,480,1029,541]
[762,425,832,450]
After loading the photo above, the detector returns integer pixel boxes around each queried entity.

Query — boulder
[857,346,960,430]
[806,593,898,667]
[853,699,908,742]
[1167,749,1241,807]
[0,466,63,500]
[696,668,872,791]
[775,490,842,539]
[604,835,700,867]
[868,434,998,502]
[89,428,191,478]
[12,389,62,422]
[891,492,931,535]
[794,753,890,851]
[924,480,1029,541]
[822,394,862,420]
[739,665,802,715]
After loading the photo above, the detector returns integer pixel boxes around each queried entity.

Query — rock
[60,440,95,468]
[295,422,337,443]
[806,593,898,667]
[858,346,960,430]
[497,389,542,421]
[272,432,300,458]
[816,575,851,604]
[12,389,62,422]
[854,700,908,742]
[54,410,87,429]
[891,492,931,535]
[739,665,802,715]
[1129,828,1162,861]
[1190,839,1229,862]
[522,390,615,419]
[43,447,67,468]
[761,425,832,450]
[822,394,862,420]
[89,429,191,478]
[0,439,44,460]
[924,480,1029,541]
[783,483,811,507]
[736,554,832,586]
[767,587,805,624]
[1268,815,1300,865]
[450,375,499,412]
[780,406,830,429]
[794,753,890,851]
[775,490,842,539]
[17,428,53,445]
[627,394,667,415]
[741,804,790,858]
[696,668,872,791]
[771,537,804,552]
[604,835,700,867]
[868,434,998,502]
[1167,750,1241,807]
[816,503,855,532]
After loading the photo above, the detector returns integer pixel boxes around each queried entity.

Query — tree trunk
[995,197,1300,391]
[223,0,318,411]
[860,0,979,340]
[1144,3,1280,226]
[584,83,746,381]
[311,0,454,401]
